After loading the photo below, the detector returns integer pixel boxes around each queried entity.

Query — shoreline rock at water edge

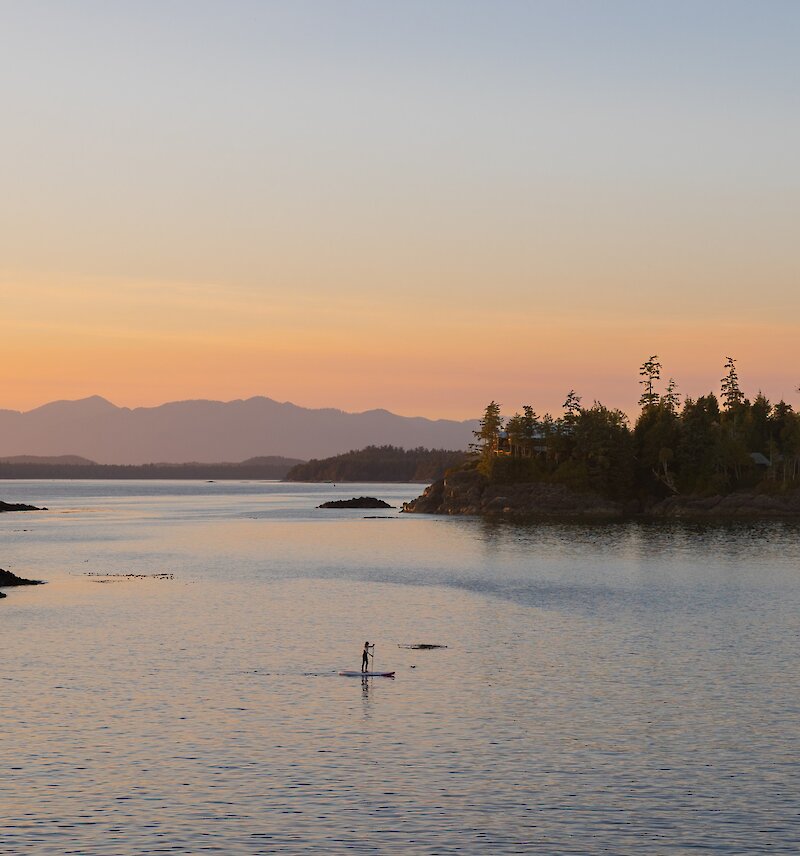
[0,501,47,512]
[0,567,45,599]
[402,469,800,519]
[402,469,626,518]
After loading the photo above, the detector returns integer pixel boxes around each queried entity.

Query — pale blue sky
[1,1,798,415]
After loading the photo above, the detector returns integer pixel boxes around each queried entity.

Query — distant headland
[404,357,800,519]
[0,456,303,481]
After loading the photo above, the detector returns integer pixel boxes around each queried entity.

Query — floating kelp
[83,572,174,580]
[397,643,448,650]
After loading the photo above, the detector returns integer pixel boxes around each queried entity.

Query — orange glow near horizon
[2,273,798,421]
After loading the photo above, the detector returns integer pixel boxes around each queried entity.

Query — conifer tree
[638,355,662,408]
[472,401,503,467]
[662,378,680,414]
[505,413,524,457]
[520,405,538,456]
[720,356,745,410]
[562,390,582,427]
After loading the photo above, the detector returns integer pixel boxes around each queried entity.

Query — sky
[1,0,798,420]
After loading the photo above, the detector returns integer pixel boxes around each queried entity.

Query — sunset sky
[2,1,798,420]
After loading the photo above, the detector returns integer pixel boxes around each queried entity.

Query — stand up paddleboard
[338,670,395,678]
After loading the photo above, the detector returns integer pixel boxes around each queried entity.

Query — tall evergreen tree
[472,401,503,472]
[720,356,745,410]
[638,355,662,408]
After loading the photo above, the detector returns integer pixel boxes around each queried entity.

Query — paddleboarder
[362,641,374,672]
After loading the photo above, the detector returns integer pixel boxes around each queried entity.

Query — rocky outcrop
[0,567,45,598]
[403,468,800,519]
[403,469,626,518]
[0,501,47,512]
[318,497,395,509]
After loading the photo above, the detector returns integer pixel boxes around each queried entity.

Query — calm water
[2,480,800,854]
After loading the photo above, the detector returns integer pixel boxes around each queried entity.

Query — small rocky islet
[318,497,395,509]
[0,567,45,599]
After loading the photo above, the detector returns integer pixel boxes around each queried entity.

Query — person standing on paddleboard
[362,641,374,672]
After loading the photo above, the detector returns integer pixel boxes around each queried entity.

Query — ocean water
[1,480,800,854]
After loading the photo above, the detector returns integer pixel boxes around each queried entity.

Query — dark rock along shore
[403,468,800,519]
[403,469,625,518]
[0,503,47,598]
[0,501,47,512]
[0,567,45,599]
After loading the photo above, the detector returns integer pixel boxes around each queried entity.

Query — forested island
[405,357,800,518]
[284,446,468,483]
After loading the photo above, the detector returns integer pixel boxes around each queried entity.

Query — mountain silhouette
[0,396,478,464]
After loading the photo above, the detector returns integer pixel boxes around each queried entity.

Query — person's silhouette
[361,641,374,672]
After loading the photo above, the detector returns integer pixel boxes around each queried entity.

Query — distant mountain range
[0,396,478,464]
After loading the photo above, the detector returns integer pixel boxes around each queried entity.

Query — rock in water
[318,497,394,509]
[0,501,47,512]
[0,567,45,588]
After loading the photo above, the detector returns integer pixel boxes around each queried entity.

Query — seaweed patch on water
[83,572,175,581]
[397,643,448,650]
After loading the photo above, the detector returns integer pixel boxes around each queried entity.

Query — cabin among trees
[471,358,800,500]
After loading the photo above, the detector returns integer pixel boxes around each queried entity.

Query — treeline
[285,445,468,483]
[0,458,303,480]
[474,356,800,500]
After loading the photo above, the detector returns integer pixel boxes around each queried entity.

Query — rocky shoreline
[402,468,800,519]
